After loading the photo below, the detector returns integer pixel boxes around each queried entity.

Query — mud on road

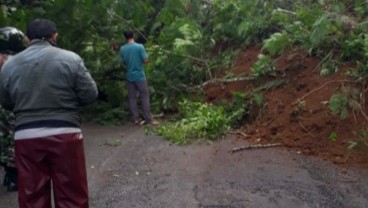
[1,123,368,208]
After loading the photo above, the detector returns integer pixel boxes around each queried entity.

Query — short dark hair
[26,18,57,40]
[124,30,134,39]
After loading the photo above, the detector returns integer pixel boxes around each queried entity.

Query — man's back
[0,18,94,208]
[1,40,98,127]
[120,42,147,82]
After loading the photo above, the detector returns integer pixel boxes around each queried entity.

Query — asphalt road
[1,123,368,208]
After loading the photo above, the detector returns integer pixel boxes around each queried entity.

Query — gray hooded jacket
[0,40,98,129]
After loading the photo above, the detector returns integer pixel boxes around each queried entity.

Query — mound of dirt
[204,45,368,168]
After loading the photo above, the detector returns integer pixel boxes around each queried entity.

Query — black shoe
[7,182,17,192]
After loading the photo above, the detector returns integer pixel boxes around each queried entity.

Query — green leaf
[328,88,361,120]
[347,141,358,150]
[251,54,276,77]
[310,16,331,47]
[263,32,290,55]
[155,100,230,145]
[328,132,337,142]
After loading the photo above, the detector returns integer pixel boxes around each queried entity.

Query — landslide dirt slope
[204,45,368,168]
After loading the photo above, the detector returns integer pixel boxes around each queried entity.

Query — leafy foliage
[348,129,368,150]
[309,16,332,49]
[343,33,368,81]
[155,100,230,145]
[251,54,276,77]
[82,102,128,125]
[347,62,368,81]
[320,52,339,77]
[1,0,368,129]
[225,91,264,127]
[328,87,361,119]
[263,32,291,56]
[341,33,368,61]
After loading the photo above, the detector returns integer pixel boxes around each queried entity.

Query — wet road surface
[1,123,367,208]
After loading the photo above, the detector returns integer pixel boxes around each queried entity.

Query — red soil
[204,45,368,168]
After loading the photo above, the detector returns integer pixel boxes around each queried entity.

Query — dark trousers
[15,133,89,208]
[127,80,153,122]
[2,165,17,185]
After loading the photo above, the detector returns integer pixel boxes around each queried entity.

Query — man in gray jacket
[0,19,97,208]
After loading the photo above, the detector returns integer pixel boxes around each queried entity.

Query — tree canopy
[1,0,367,125]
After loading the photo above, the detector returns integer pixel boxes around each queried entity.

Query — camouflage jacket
[0,105,15,167]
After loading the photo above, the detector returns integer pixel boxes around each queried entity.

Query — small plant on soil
[348,129,368,150]
[297,100,306,113]
[328,132,337,142]
[263,32,291,56]
[251,54,276,77]
[347,61,368,82]
[291,100,307,122]
[320,53,339,77]
[328,87,361,119]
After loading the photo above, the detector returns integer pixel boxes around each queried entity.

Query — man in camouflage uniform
[0,27,27,192]
[0,104,16,191]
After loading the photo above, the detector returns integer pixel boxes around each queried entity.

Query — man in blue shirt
[120,30,158,125]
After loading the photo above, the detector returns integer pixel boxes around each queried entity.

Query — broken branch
[231,143,283,153]
[202,76,255,87]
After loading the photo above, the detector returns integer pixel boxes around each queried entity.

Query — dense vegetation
[1,0,367,144]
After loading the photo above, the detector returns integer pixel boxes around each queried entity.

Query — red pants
[15,133,89,208]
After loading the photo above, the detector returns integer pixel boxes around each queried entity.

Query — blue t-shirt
[119,42,148,82]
